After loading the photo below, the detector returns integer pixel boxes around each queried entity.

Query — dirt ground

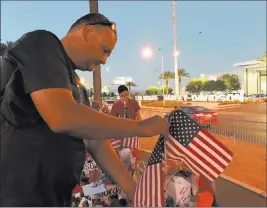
[139,135,267,192]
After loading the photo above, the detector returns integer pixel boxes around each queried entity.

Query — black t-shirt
[0,30,88,206]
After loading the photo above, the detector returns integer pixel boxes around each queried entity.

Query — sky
[1,1,266,92]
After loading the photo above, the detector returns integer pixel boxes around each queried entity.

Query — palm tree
[158,71,175,95]
[89,0,102,105]
[177,68,190,95]
[1,41,15,57]
[125,81,137,92]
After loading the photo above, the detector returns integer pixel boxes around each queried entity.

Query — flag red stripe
[201,129,233,157]
[166,143,199,175]
[191,139,227,169]
[167,136,216,180]
[159,163,164,206]
[166,141,214,181]
[187,145,221,176]
[195,134,231,163]
[134,163,164,207]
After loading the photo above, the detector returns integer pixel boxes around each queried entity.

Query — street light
[141,47,153,59]
[173,50,179,57]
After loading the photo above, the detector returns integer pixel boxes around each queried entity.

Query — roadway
[213,104,266,144]
[141,104,266,144]
[139,150,267,207]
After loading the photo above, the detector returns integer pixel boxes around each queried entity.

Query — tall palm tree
[89,0,102,106]
[177,68,190,95]
[158,71,175,95]
[1,41,15,57]
[125,81,137,92]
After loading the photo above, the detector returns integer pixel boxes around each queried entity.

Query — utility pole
[171,0,179,100]
[161,53,166,107]
[89,0,102,106]
[159,48,166,107]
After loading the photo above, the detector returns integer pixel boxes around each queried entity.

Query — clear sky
[1,1,266,92]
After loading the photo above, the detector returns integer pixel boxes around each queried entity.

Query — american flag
[134,135,165,207]
[166,109,233,181]
[109,103,140,150]
[110,137,140,150]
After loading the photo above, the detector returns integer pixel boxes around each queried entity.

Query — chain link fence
[141,109,267,145]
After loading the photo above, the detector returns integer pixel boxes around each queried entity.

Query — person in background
[110,85,142,176]
[111,85,141,120]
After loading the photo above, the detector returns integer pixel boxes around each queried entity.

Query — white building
[194,56,266,95]
[233,59,266,94]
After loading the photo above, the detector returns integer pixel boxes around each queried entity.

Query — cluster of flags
[134,109,233,207]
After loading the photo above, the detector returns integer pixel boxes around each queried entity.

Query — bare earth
[139,135,267,192]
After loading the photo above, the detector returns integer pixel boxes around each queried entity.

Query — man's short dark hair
[69,13,112,32]
[118,85,128,94]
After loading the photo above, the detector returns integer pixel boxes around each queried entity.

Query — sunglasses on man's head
[86,21,117,35]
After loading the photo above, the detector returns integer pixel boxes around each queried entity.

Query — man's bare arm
[30,88,151,140]
[84,139,136,201]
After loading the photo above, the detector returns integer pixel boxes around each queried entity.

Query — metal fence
[141,109,267,145]
[203,118,267,145]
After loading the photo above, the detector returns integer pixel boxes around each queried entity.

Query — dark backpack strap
[0,68,19,127]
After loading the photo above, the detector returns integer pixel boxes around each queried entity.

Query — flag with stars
[166,109,233,181]
[134,135,165,207]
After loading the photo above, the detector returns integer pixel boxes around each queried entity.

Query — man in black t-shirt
[0,13,168,206]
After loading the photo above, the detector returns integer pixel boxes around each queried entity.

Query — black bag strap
[0,67,19,127]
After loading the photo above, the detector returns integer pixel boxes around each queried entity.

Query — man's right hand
[137,115,169,137]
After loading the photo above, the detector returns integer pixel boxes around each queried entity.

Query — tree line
[185,74,241,95]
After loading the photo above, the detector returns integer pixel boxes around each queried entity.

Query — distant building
[233,59,266,94]
[192,57,266,95]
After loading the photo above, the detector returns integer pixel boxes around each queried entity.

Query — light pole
[171,0,179,100]
[159,49,166,107]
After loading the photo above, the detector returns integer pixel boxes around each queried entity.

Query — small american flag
[110,137,140,150]
[166,109,233,181]
[134,135,165,207]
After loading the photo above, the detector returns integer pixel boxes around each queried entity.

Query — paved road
[212,104,266,144]
[141,104,266,144]
[139,150,267,207]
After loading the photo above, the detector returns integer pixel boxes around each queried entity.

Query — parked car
[164,106,218,127]
[180,106,218,127]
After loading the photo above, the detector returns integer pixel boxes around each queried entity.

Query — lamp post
[159,49,166,107]
[171,0,179,100]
